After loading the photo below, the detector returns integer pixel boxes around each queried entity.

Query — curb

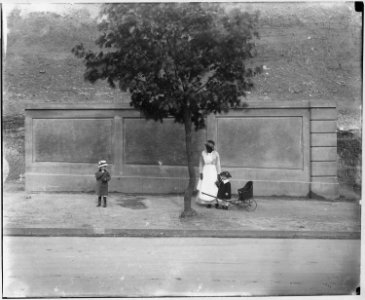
[3,228,361,240]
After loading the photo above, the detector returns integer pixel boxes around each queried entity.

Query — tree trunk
[180,109,197,218]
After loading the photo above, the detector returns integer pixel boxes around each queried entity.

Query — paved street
[3,237,360,297]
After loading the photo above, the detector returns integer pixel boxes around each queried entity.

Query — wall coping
[25,103,133,110]
[25,100,336,111]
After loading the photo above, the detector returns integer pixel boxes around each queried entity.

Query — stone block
[311,162,337,176]
[311,120,337,133]
[26,173,95,192]
[311,108,337,120]
[311,182,339,199]
[311,147,337,161]
[141,177,189,194]
[311,133,337,147]
[225,168,308,183]
[28,163,98,175]
[122,164,191,178]
[311,176,338,183]
[108,176,143,193]
[230,180,310,197]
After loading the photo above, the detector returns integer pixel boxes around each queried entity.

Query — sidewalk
[3,190,362,239]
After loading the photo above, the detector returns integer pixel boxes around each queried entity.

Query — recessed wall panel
[33,118,113,163]
[124,118,206,166]
[217,117,303,169]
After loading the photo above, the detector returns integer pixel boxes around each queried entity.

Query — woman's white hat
[98,160,108,168]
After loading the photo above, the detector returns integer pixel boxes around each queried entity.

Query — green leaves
[73,3,261,129]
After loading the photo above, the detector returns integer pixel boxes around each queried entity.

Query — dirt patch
[115,196,147,209]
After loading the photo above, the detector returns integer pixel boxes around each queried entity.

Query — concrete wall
[25,101,338,199]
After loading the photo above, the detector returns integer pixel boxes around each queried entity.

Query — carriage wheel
[246,198,257,211]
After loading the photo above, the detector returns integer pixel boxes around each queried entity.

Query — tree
[73,3,261,217]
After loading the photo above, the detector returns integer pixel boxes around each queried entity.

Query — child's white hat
[98,160,108,168]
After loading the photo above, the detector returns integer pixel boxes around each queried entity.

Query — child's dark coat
[217,181,231,200]
[95,170,111,196]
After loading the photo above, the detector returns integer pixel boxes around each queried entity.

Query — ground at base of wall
[4,180,360,202]
[337,185,361,202]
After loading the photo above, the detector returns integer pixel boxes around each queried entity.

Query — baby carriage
[214,181,257,211]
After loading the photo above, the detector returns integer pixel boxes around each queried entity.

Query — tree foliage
[73,3,261,129]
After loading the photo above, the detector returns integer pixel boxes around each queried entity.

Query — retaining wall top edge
[237,100,336,109]
[25,100,336,111]
[24,103,133,110]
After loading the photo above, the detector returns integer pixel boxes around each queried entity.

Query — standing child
[95,160,111,207]
[216,171,232,209]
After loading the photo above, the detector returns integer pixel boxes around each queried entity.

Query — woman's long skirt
[196,164,218,205]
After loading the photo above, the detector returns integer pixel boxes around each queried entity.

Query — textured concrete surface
[3,190,361,238]
[3,237,361,297]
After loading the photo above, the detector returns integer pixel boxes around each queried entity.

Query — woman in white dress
[196,140,221,207]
